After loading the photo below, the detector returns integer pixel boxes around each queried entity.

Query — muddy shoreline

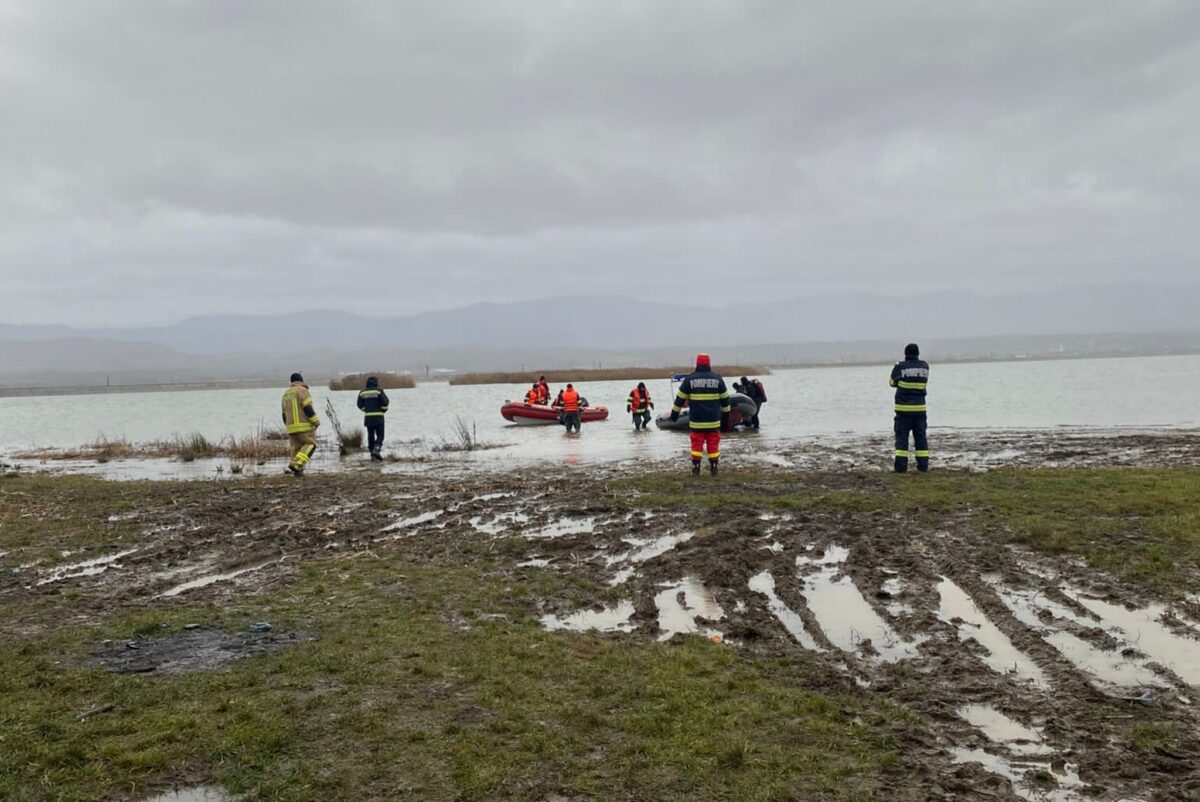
[3,430,1200,800]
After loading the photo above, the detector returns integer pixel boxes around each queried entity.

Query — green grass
[0,556,909,801]
[612,468,1200,591]
[7,468,1200,799]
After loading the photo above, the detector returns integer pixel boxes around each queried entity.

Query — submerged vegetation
[328,371,415,391]
[449,365,771,386]
[14,430,293,464]
[433,416,505,453]
[324,399,363,455]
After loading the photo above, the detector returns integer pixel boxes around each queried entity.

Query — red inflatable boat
[500,402,610,426]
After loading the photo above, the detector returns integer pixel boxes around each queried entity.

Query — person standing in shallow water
[556,383,583,433]
[356,376,390,461]
[670,354,730,476]
[282,372,320,476]
[626,382,654,430]
[890,343,930,472]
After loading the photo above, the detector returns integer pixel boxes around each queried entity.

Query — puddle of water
[518,558,551,568]
[526,517,595,539]
[609,567,636,586]
[381,509,445,533]
[797,552,922,662]
[796,544,851,566]
[997,587,1168,689]
[541,601,636,633]
[607,532,694,565]
[937,578,1048,688]
[1063,591,1200,686]
[470,491,516,503]
[957,705,1051,755]
[950,748,1084,802]
[36,549,138,586]
[655,576,725,641]
[748,570,824,651]
[469,511,530,535]
[159,561,274,598]
[142,787,233,802]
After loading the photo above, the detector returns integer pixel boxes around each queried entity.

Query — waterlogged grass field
[3,466,1200,800]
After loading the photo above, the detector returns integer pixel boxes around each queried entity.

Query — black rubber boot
[691,460,701,476]
[894,457,908,473]
[709,458,719,476]
[916,457,929,473]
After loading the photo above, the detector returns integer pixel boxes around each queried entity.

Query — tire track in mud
[7,465,1200,801]
[517,485,1200,802]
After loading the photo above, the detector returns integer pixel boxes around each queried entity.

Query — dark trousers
[367,421,385,452]
[632,410,651,429]
[894,413,929,473]
[562,412,581,433]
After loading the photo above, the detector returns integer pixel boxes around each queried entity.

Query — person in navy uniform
[889,343,930,472]
[356,376,390,461]
[670,354,731,476]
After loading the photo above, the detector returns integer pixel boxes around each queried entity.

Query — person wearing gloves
[282,372,320,476]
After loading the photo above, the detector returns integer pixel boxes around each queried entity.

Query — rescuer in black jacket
[356,376,390,461]
[889,343,929,473]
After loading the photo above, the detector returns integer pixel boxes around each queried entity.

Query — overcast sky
[1,0,1197,326]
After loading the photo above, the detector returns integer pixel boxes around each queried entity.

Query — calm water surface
[1,355,1197,468]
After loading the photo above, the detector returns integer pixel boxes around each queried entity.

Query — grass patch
[892,469,1200,589]
[13,430,291,464]
[611,467,1200,590]
[611,472,882,513]
[328,372,415,391]
[433,417,505,453]
[0,552,911,801]
[450,365,770,385]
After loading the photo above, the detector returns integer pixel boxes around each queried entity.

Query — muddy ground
[3,429,1200,801]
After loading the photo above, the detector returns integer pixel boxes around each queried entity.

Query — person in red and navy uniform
[670,354,731,476]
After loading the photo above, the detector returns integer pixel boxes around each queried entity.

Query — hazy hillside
[3,284,1199,357]
[3,285,1200,388]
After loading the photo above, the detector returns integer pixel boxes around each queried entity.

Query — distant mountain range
[1,284,1198,388]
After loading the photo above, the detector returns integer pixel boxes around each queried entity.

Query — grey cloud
[0,0,1197,325]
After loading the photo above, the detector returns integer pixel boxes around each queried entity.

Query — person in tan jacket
[282,372,320,476]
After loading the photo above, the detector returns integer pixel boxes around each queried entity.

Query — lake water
[1,355,1197,470]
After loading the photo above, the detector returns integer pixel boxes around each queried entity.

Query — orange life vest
[561,388,580,413]
[525,389,539,404]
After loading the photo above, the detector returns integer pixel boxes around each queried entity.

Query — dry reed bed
[328,372,415,390]
[15,431,292,463]
[449,365,771,386]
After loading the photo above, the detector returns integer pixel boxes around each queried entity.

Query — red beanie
[696,353,711,368]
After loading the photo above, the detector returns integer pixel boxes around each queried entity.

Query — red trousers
[689,430,721,461]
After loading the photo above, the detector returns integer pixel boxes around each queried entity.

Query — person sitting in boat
[524,383,541,405]
[536,376,550,405]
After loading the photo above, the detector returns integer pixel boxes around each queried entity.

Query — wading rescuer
[556,383,583,433]
[670,354,731,476]
[282,372,320,476]
[356,376,390,461]
[890,343,930,472]
[626,382,654,430]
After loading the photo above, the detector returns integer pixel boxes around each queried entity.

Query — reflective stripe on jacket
[356,388,390,421]
[627,388,651,413]
[283,382,320,434]
[889,359,929,413]
[672,369,730,430]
